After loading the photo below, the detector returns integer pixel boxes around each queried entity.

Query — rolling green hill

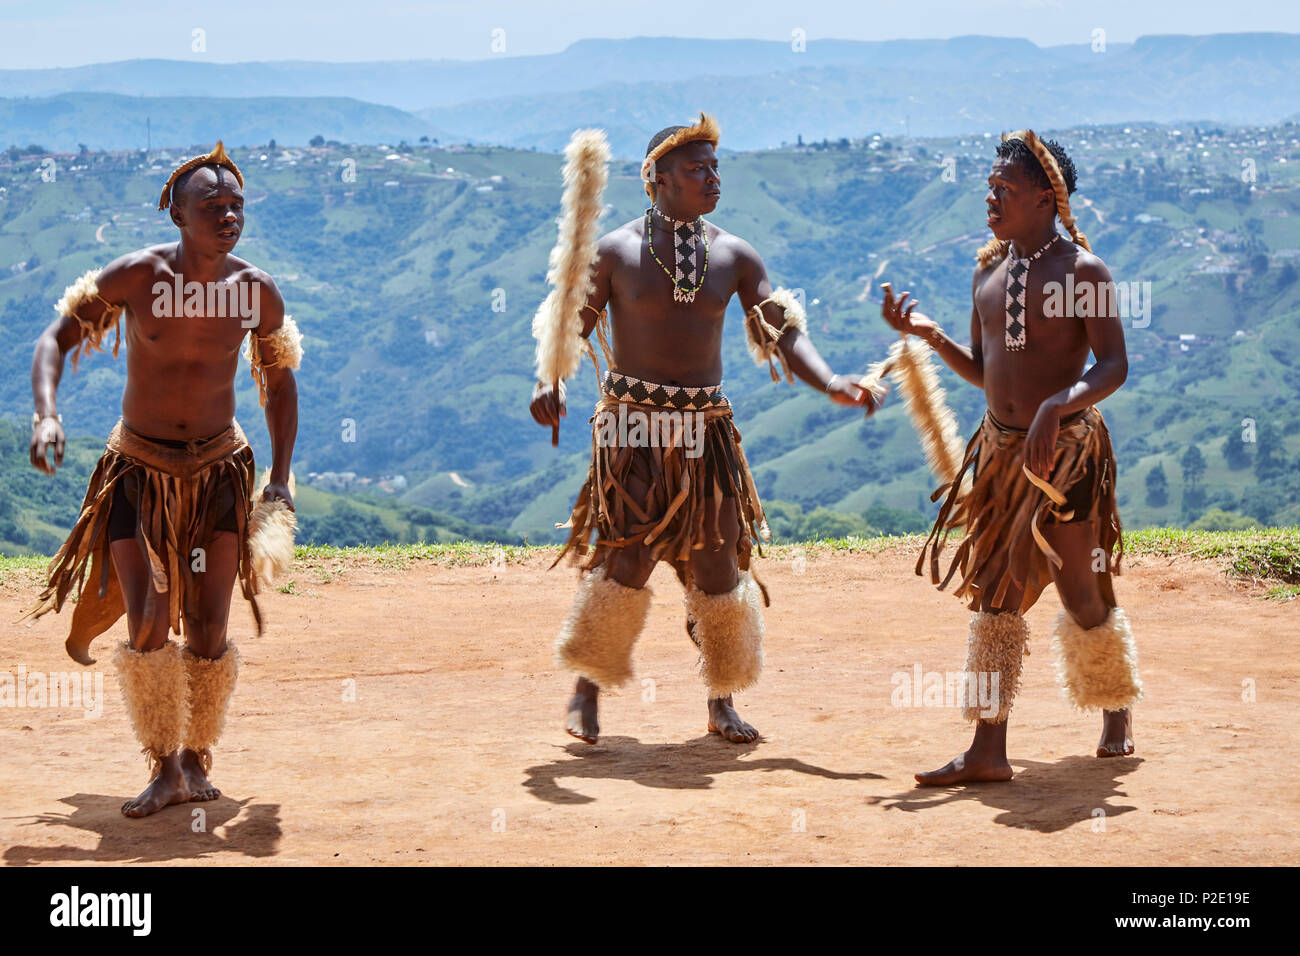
[2,121,1299,551]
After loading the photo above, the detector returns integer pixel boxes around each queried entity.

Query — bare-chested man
[879,130,1140,786]
[26,142,300,816]
[531,114,880,745]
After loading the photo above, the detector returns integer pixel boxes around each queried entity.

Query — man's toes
[566,724,597,744]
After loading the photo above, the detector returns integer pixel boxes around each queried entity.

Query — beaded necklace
[647,204,710,303]
[1004,235,1059,351]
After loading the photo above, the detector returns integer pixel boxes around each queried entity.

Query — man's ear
[1037,187,1056,210]
[169,203,184,228]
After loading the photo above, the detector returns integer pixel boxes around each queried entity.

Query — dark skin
[29,165,298,816]
[880,155,1133,785]
[531,139,882,745]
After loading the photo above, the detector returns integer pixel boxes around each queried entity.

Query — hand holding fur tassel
[248,469,297,589]
[861,336,966,487]
[532,128,611,444]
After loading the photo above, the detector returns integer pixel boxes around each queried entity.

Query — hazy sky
[2,0,1297,69]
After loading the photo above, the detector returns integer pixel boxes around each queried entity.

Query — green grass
[1121,526,1300,583]
[291,540,541,570]
[1264,584,1300,602]
[7,528,1300,588]
[290,527,1299,587]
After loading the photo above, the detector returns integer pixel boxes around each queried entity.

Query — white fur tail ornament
[532,128,611,446]
[861,335,965,488]
[248,469,297,590]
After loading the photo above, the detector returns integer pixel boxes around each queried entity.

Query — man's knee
[1058,588,1110,630]
[690,547,738,595]
[184,610,230,659]
[608,546,654,589]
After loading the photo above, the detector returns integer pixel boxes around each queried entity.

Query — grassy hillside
[2,121,1299,549]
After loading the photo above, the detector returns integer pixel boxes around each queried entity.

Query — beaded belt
[600,371,730,411]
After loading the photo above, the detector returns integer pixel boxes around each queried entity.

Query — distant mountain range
[2,34,1299,156]
[0,93,455,154]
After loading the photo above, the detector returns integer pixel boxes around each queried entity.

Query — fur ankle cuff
[183,645,241,773]
[1051,608,1142,711]
[963,611,1029,724]
[685,572,765,698]
[554,567,652,689]
[112,641,187,777]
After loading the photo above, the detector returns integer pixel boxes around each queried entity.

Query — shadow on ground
[3,793,282,864]
[869,755,1144,833]
[523,734,885,804]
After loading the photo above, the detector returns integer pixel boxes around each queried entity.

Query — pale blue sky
[1,0,1296,69]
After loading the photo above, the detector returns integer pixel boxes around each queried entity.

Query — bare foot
[915,750,1014,786]
[181,748,221,801]
[121,755,191,817]
[565,676,599,744]
[1097,708,1135,757]
[707,696,759,743]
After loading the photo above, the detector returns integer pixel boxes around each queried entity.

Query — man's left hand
[261,480,295,512]
[1025,401,1061,478]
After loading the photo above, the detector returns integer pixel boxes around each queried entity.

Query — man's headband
[158,140,245,211]
[640,112,720,201]
[1002,128,1090,253]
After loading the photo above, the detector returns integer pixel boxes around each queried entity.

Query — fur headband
[976,129,1091,268]
[158,140,245,211]
[640,112,721,201]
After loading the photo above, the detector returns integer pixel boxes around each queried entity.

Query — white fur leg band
[686,571,764,699]
[963,611,1029,723]
[112,641,187,777]
[183,645,240,773]
[1051,607,1142,711]
[554,567,652,689]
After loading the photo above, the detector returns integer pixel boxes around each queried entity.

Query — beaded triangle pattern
[602,371,729,410]
[1004,235,1058,351]
[648,205,709,303]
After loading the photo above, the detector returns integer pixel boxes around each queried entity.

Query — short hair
[646,125,689,158]
[996,137,1078,195]
[170,163,237,207]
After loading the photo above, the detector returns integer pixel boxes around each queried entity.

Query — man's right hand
[529,381,566,429]
[30,417,66,475]
[880,282,939,340]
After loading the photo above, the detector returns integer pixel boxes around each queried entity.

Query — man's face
[172,165,244,253]
[656,141,720,214]
[985,157,1053,240]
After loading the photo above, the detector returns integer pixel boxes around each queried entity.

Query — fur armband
[745,287,809,383]
[55,269,125,372]
[244,315,303,407]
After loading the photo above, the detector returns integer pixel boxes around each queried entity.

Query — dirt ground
[1,545,1296,866]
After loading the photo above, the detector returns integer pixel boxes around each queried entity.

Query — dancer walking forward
[25,142,301,815]
[531,114,880,744]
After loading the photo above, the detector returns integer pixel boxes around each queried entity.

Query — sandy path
[1,547,1296,866]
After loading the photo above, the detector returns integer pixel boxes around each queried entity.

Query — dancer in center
[530,113,881,744]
